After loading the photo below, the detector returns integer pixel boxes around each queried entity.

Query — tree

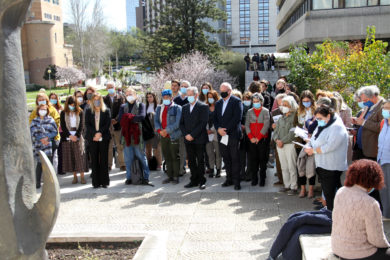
[149,51,237,93]
[218,51,246,92]
[141,0,227,71]
[43,64,58,88]
[110,29,143,65]
[56,67,86,93]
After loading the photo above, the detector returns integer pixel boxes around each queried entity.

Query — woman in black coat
[84,93,111,188]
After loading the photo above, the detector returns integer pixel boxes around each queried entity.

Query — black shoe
[251,180,258,186]
[184,182,198,188]
[141,179,150,185]
[171,178,179,184]
[102,185,107,188]
[162,178,172,184]
[206,169,214,174]
[222,181,233,187]
[93,186,99,189]
[209,172,214,178]
[234,184,241,190]
[199,183,206,190]
[215,169,221,178]
[259,179,265,187]
[125,179,132,185]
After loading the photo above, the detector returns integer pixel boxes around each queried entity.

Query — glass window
[345,0,367,7]
[381,0,390,4]
[312,0,332,9]
[368,0,378,5]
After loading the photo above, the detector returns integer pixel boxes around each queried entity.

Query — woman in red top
[245,93,271,186]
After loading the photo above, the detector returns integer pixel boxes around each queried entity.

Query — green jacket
[273,111,296,144]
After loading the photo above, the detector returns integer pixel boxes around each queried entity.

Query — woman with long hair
[199,82,213,102]
[145,91,162,170]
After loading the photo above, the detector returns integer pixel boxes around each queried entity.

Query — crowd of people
[244,53,276,71]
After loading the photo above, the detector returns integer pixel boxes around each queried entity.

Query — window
[382,0,390,4]
[258,0,270,43]
[312,0,332,9]
[52,0,60,4]
[44,0,50,2]
[55,33,57,44]
[226,0,232,36]
[44,13,52,20]
[345,0,366,7]
[239,0,250,44]
[54,15,61,21]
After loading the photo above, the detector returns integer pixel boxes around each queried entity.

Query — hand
[95,132,102,139]
[351,117,357,124]
[218,128,227,136]
[185,134,194,141]
[276,140,284,148]
[354,117,365,126]
[272,123,276,129]
[111,119,117,125]
[349,129,357,136]
[160,129,167,137]
[315,147,322,154]
[70,135,78,142]
[241,125,245,131]
[207,130,213,135]
[250,138,257,144]
[304,147,314,156]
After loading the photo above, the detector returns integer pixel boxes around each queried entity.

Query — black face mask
[220,91,229,98]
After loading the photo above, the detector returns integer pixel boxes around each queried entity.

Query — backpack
[131,158,154,186]
[148,156,158,171]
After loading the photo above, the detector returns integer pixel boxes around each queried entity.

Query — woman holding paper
[305,105,349,210]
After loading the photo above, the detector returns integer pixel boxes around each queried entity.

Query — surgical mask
[50,99,57,105]
[187,96,196,103]
[363,100,374,107]
[202,89,209,95]
[302,101,311,108]
[94,100,101,107]
[77,97,84,104]
[163,99,171,106]
[126,96,135,103]
[253,103,261,109]
[368,188,375,194]
[38,100,46,105]
[220,91,228,99]
[382,109,390,119]
[358,101,365,109]
[87,93,93,100]
[208,98,215,104]
[69,105,75,111]
[180,87,187,94]
[280,106,290,114]
[38,110,47,117]
[108,89,115,95]
[317,119,327,127]
[243,100,251,107]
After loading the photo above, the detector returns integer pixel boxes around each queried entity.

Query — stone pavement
[49,167,390,260]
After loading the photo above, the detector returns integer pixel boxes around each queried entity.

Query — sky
[62,0,133,32]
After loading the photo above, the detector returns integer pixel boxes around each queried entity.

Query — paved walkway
[50,167,390,260]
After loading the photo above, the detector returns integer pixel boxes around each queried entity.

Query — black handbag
[142,113,155,141]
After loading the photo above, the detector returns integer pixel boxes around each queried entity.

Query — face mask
[317,119,327,127]
[358,101,365,109]
[50,99,57,105]
[208,98,215,104]
[187,96,196,103]
[38,110,47,117]
[108,89,115,95]
[87,93,93,100]
[77,97,84,104]
[302,101,311,108]
[363,100,374,107]
[126,96,135,103]
[280,106,290,114]
[38,100,46,106]
[202,89,209,95]
[180,87,187,94]
[253,103,261,109]
[243,100,251,107]
[163,99,171,106]
[220,91,228,99]
[69,105,75,111]
[382,109,390,119]
[368,188,375,194]
[94,100,101,107]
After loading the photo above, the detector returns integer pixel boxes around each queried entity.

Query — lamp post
[48,69,52,90]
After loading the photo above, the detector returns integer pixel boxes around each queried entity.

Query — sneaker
[278,187,290,193]
[287,189,298,196]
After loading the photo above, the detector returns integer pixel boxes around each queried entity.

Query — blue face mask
[243,100,251,107]
[94,100,101,107]
[69,105,75,111]
[163,99,171,106]
[50,99,57,105]
[302,101,311,108]
[368,188,375,194]
[208,98,215,104]
[187,96,196,103]
[317,119,327,127]
[253,103,261,109]
[358,101,365,109]
[382,109,390,119]
[38,100,47,105]
[180,87,187,94]
[363,100,374,107]
[202,89,209,95]
[108,89,115,95]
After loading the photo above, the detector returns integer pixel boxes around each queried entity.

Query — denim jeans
[124,145,150,180]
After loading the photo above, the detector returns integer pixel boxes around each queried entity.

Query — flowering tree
[56,66,86,93]
[149,51,237,93]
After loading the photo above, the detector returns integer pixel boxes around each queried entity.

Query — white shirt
[147,104,155,114]
[190,101,197,113]
[222,96,231,116]
[69,113,77,136]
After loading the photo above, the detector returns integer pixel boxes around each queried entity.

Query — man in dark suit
[214,82,243,190]
[180,87,209,190]
[103,81,126,171]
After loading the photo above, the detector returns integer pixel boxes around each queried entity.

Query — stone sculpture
[0,0,60,259]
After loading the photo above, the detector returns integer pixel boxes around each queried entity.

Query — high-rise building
[276,0,390,52]
[22,0,73,87]
[126,0,140,31]
[136,0,146,31]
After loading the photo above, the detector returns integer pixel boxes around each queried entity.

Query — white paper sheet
[293,126,309,140]
[220,135,229,146]
[208,134,214,142]
[293,141,316,153]
[273,115,282,122]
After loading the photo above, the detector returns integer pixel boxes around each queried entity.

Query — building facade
[22,0,73,87]
[276,0,390,52]
[136,0,146,31]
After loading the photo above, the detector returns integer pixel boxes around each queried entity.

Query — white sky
[62,0,128,31]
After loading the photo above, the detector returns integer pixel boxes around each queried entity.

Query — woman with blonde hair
[84,93,111,188]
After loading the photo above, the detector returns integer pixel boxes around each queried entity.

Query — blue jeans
[124,145,150,180]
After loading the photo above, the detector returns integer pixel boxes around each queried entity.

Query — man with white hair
[180,87,209,190]
[214,82,243,190]
[103,81,126,171]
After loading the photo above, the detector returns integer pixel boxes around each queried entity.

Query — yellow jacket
[29,105,60,141]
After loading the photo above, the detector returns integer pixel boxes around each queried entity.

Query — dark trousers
[161,137,180,178]
[248,139,268,184]
[298,176,316,186]
[340,248,390,260]
[90,139,110,188]
[36,155,53,189]
[185,143,206,185]
[239,134,249,180]
[219,138,241,185]
[57,140,64,174]
[316,167,342,211]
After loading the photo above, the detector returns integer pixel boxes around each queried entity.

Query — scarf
[120,113,141,146]
[314,114,336,140]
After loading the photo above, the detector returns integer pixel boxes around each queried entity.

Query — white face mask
[126,95,135,103]
[39,110,47,117]
[77,97,83,104]
[280,106,290,114]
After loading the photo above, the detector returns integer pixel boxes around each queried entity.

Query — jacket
[120,114,141,146]
[103,94,124,131]
[297,149,316,179]
[84,107,111,142]
[30,115,58,161]
[29,105,60,141]
[154,104,182,141]
[213,95,243,141]
[377,119,390,165]
[361,99,384,158]
[272,111,296,144]
[245,107,270,141]
[180,101,209,144]
[60,111,84,139]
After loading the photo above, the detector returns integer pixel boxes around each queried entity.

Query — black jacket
[180,101,209,144]
[213,95,243,141]
[84,107,111,142]
[103,94,124,131]
[60,111,84,140]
